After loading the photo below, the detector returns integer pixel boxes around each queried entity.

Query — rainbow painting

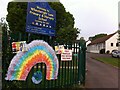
[5,40,59,81]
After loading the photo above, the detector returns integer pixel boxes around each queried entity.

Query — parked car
[111,50,120,58]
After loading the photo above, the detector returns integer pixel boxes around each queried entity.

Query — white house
[86,40,91,47]
[87,32,119,53]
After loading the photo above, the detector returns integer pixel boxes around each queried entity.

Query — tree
[89,33,107,41]
[6,2,79,43]
[49,2,75,31]
[56,25,79,43]
[1,17,9,56]
[7,2,27,33]
[1,18,16,88]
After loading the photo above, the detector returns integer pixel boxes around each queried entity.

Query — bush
[99,49,105,54]
[106,50,110,54]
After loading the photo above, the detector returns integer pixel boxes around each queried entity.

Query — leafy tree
[6,2,79,43]
[49,2,74,30]
[56,25,79,43]
[0,18,9,57]
[89,33,107,41]
[1,18,13,88]
[7,2,27,33]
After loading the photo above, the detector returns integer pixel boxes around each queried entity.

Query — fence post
[78,42,81,85]
[82,42,86,85]
[78,41,86,85]
[0,26,2,90]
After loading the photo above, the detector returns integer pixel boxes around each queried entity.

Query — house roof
[87,33,116,46]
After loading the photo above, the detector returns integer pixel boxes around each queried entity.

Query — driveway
[85,53,119,88]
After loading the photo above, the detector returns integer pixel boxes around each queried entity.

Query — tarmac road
[85,53,119,88]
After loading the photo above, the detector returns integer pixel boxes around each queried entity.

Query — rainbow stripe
[5,40,59,81]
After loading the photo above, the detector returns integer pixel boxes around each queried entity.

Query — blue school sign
[26,2,56,36]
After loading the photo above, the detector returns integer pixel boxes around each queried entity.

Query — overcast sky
[0,0,120,40]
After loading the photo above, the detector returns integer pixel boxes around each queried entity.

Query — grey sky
[0,0,120,40]
[60,0,119,40]
[119,1,120,25]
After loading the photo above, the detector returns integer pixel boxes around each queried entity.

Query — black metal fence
[2,31,86,89]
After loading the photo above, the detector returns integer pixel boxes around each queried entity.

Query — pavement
[85,53,119,88]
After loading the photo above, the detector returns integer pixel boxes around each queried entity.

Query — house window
[111,43,113,46]
[116,43,119,47]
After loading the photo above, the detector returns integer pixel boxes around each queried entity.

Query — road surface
[85,53,119,88]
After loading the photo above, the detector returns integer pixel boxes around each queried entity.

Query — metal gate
[2,31,86,89]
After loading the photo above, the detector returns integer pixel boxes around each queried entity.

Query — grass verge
[95,57,119,68]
